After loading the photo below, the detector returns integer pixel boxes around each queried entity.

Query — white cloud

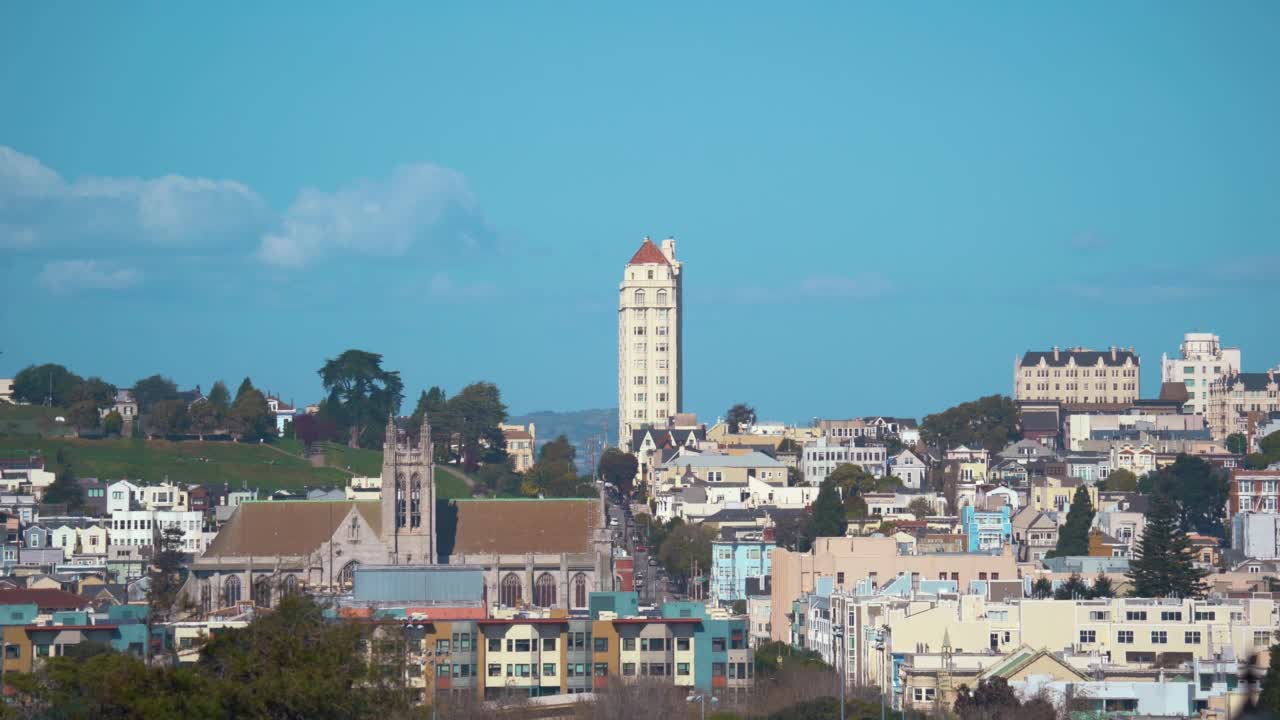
[36,260,142,293]
[799,273,895,299]
[257,164,491,268]
[0,146,269,252]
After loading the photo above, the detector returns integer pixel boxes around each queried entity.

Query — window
[542,663,556,677]
[437,639,451,653]
[488,664,501,677]
[1079,630,1096,644]
[570,632,588,650]
[1186,631,1202,644]
[712,637,726,652]
[711,662,726,677]
[4,645,18,659]
[623,637,636,651]
[542,638,557,651]
[512,639,531,652]
[573,573,588,608]
[913,688,936,702]
[594,637,608,653]
[1117,631,1134,644]
[500,573,522,607]
[1126,611,1147,621]
[622,663,636,676]
[677,638,690,651]
[677,662,690,676]
[634,290,646,305]
[657,290,668,305]
[534,573,557,607]
[1160,611,1183,622]
[1194,611,1216,622]
[488,638,501,652]
[253,577,272,608]
[223,575,241,606]
[594,663,608,677]
[1151,631,1168,644]
[1255,631,1273,647]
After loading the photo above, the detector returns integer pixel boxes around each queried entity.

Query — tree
[42,465,84,510]
[228,388,272,441]
[1104,468,1138,492]
[207,380,232,413]
[826,463,880,496]
[657,522,716,590]
[102,410,124,436]
[134,374,180,413]
[907,497,935,519]
[806,480,847,545]
[476,462,522,497]
[12,363,83,406]
[149,526,188,623]
[1145,454,1230,538]
[598,448,639,495]
[1259,644,1280,715]
[954,677,1056,720]
[1091,574,1115,598]
[726,403,757,434]
[294,414,338,447]
[1049,485,1095,557]
[188,400,222,440]
[149,398,190,436]
[1053,573,1091,600]
[1127,493,1208,598]
[524,435,594,498]
[773,510,810,552]
[1030,577,1053,599]
[67,376,117,410]
[67,400,101,431]
[235,377,256,403]
[318,350,404,449]
[921,394,1021,453]
[445,382,507,472]
[1226,433,1249,455]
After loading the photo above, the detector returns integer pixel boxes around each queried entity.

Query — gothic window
[572,573,589,609]
[223,575,241,607]
[395,474,406,528]
[656,289,668,305]
[534,573,557,608]
[282,575,299,597]
[349,515,360,541]
[200,581,212,615]
[634,289,646,306]
[500,573,522,607]
[410,473,422,529]
[253,576,272,608]
[338,560,360,590]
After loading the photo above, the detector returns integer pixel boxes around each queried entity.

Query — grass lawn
[0,437,351,491]
[0,404,75,438]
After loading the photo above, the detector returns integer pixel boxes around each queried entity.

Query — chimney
[661,236,676,262]
[1053,346,1060,362]
[1111,346,1117,362]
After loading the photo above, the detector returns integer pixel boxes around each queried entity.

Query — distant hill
[508,408,618,471]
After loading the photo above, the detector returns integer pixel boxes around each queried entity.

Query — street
[604,485,675,605]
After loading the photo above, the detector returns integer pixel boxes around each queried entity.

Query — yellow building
[1029,476,1098,516]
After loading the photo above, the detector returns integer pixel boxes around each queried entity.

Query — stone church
[182,416,614,614]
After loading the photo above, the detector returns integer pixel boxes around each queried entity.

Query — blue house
[710,530,774,605]
[960,505,1012,552]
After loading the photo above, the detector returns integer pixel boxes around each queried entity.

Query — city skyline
[3,3,1279,423]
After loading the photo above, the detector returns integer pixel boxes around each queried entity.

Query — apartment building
[1014,346,1140,405]
[655,451,787,487]
[1029,476,1098,516]
[1161,333,1242,416]
[618,237,683,447]
[108,509,206,553]
[800,437,888,485]
[710,530,774,605]
[1207,370,1280,442]
[1231,512,1280,561]
[1228,468,1280,517]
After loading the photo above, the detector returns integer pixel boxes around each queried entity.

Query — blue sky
[2,3,1278,431]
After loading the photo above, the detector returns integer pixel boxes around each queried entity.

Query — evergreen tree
[1054,573,1091,600]
[1259,644,1280,714]
[1090,574,1115,598]
[807,480,848,544]
[1049,484,1095,557]
[1127,493,1208,598]
[1030,577,1053,599]
[207,380,232,413]
[235,377,256,403]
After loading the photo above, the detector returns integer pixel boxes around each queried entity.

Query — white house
[799,436,888,486]
[141,482,189,512]
[107,480,141,514]
[266,396,296,436]
[887,449,928,490]
[109,509,205,553]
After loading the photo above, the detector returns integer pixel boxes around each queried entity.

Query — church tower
[379,414,436,564]
[618,236,683,449]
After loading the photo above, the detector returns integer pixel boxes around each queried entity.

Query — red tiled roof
[0,588,91,611]
[628,239,670,266]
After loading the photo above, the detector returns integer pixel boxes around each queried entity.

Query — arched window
[282,575,299,597]
[534,573,557,608]
[634,289,646,306]
[572,573,589,609]
[656,289,668,305]
[349,515,360,541]
[614,575,623,592]
[253,576,272,608]
[223,575,241,607]
[410,473,422,529]
[500,573,522,607]
[395,474,406,528]
[338,560,360,590]
[200,581,212,615]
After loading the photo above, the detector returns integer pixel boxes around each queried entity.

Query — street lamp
[831,624,846,720]
[686,692,718,720]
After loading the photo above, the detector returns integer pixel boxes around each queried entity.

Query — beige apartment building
[500,423,536,472]
[1014,346,1140,405]
[618,237,683,448]
[769,536,1017,643]
[1206,369,1280,442]
[1161,332,1242,416]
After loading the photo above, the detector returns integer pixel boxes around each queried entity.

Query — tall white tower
[618,236,683,449]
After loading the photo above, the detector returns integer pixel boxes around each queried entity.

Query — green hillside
[0,437,473,498]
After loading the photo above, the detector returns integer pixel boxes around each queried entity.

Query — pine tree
[1090,574,1115,598]
[1049,484,1095,557]
[1259,644,1280,714]
[1054,573,1091,600]
[809,480,848,540]
[1127,493,1208,598]
[235,377,255,403]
